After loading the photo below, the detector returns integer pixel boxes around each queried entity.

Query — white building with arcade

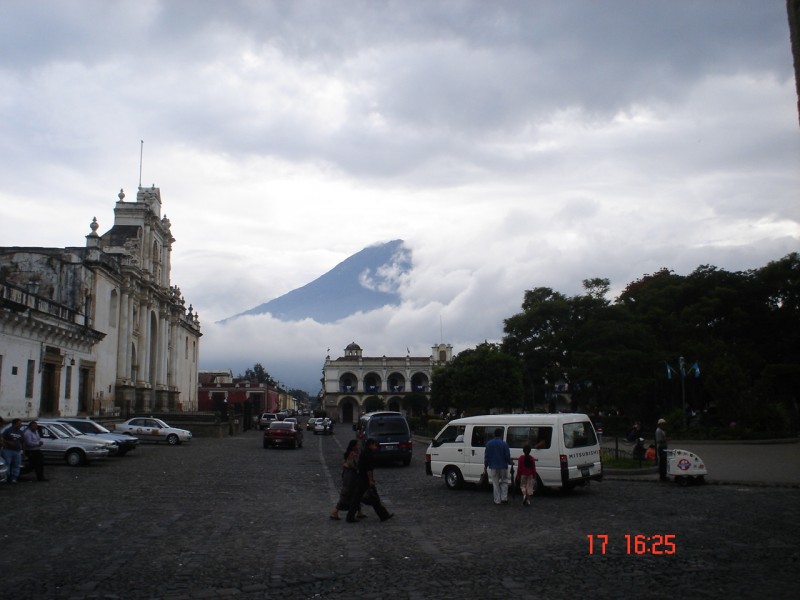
[320,342,452,423]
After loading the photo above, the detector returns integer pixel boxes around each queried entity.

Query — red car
[263,421,304,449]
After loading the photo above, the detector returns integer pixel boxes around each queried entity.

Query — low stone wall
[101,412,247,438]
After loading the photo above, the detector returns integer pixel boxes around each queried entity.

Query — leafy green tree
[288,388,311,404]
[239,363,273,384]
[430,342,524,414]
[401,392,429,417]
[364,396,384,412]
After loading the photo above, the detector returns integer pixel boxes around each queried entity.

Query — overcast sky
[1,1,798,393]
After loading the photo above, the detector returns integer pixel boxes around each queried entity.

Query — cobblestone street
[1,427,797,599]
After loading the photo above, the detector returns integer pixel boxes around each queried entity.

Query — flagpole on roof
[138,140,144,188]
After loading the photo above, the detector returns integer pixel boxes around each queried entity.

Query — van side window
[433,425,462,446]
[471,426,495,447]
[507,426,553,450]
[563,421,597,448]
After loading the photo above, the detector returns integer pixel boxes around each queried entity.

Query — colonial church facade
[0,186,201,420]
[320,342,453,423]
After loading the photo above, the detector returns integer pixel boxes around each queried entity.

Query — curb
[602,474,800,489]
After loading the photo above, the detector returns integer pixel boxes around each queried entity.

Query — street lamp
[665,357,700,430]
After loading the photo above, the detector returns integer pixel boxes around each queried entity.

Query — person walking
[515,444,537,506]
[23,420,46,482]
[2,418,24,484]
[655,418,669,481]
[346,438,393,523]
[484,427,512,505]
[330,439,367,520]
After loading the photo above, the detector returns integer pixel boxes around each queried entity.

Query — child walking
[516,444,537,506]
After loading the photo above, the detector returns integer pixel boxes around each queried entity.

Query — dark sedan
[263,421,303,449]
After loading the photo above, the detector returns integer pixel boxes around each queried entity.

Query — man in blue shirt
[2,418,24,483]
[484,427,512,505]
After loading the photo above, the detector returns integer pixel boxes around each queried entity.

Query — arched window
[109,289,118,327]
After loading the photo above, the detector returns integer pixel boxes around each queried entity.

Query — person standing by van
[515,444,537,506]
[484,428,512,505]
[655,418,669,481]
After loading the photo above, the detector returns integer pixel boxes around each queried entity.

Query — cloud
[0,1,797,392]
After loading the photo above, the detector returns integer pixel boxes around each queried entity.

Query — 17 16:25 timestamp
[587,534,677,555]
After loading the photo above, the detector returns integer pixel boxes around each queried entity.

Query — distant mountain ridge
[221,239,410,324]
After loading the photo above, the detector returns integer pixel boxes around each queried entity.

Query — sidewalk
[602,439,800,487]
[416,435,800,487]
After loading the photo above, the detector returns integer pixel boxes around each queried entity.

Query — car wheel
[263,440,268,449]
[402,457,411,466]
[117,449,129,457]
[444,466,464,490]
[166,434,180,446]
[65,449,85,467]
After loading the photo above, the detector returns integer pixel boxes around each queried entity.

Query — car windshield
[85,421,111,433]
[47,423,75,438]
[270,423,292,430]
[58,423,86,436]
[153,419,170,428]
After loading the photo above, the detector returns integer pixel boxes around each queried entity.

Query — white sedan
[113,418,192,445]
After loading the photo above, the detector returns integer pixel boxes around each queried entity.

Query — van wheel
[443,467,464,490]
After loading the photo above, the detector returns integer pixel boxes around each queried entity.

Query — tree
[239,363,273,385]
[401,392,429,417]
[430,342,524,414]
[364,396,384,412]
[502,280,611,413]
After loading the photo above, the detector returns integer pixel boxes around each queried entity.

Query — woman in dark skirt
[330,439,367,520]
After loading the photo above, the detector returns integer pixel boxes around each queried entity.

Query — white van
[425,413,602,491]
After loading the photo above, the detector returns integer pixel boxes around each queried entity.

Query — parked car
[263,421,303,449]
[38,419,120,456]
[258,413,277,430]
[0,454,8,483]
[56,418,140,456]
[314,418,334,435]
[25,422,111,466]
[112,418,192,445]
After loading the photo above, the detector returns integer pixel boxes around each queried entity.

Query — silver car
[113,417,192,445]
[25,422,111,466]
[38,419,119,456]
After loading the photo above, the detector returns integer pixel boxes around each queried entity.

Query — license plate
[384,445,397,451]
[580,467,590,477]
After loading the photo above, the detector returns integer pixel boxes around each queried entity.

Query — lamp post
[666,357,700,430]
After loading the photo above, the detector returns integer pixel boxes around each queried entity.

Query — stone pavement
[0,428,796,599]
